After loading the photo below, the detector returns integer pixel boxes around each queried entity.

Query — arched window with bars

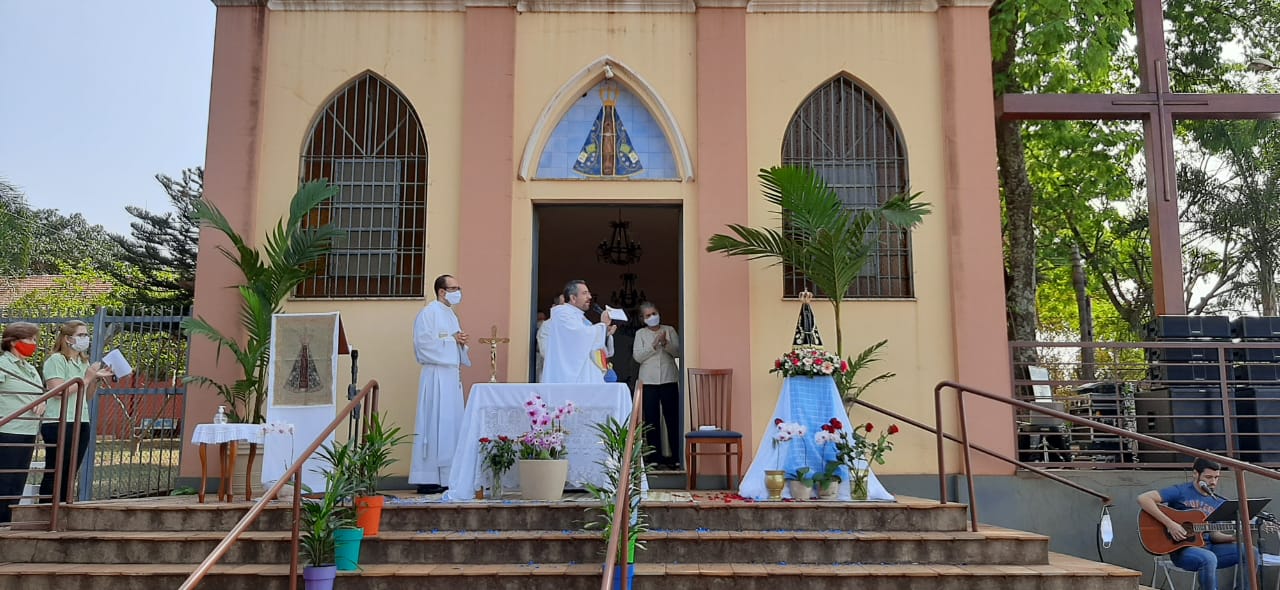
[781,75,913,299]
[296,72,428,299]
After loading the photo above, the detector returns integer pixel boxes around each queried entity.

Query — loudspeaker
[1235,386,1280,463]
[1167,386,1229,461]
[1134,391,1177,463]
[1232,316,1280,339]
[1149,315,1231,340]
[1147,347,1222,363]
[1149,364,1223,383]
[1235,364,1280,383]
[1231,347,1280,363]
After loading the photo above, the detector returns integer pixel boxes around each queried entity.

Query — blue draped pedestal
[738,376,894,501]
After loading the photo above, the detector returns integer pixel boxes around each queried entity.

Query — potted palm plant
[707,165,928,405]
[583,416,653,589]
[300,442,359,589]
[182,181,342,498]
[351,413,407,536]
[183,180,343,424]
[314,439,363,572]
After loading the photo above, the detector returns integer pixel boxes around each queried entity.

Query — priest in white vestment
[542,280,616,384]
[409,274,471,494]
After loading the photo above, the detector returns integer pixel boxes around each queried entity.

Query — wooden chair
[684,368,742,490]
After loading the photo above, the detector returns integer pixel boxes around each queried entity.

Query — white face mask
[445,290,463,305]
[71,335,90,352]
[644,315,661,328]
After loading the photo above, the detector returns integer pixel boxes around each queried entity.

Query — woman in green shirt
[0,322,46,524]
[39,321,93,503]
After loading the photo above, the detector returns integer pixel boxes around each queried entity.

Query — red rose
[831,418,843,430]
[865,423,874,433]
[888,424,900,435]
[498,435,510,442]
[792,358,801,366]
[774,418,784,426]
[840,360,849,372]
[775,359,783,369]
[479,437,491,444]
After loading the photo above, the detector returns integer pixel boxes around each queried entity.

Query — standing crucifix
[997,0,1280,315]
[478,325,510,383]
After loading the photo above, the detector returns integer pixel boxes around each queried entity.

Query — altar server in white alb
[542,280,616,384]
[409,274,471,495]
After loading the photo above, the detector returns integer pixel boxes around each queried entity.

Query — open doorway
[530,204,682,389]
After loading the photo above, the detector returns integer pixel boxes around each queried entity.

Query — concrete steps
[0,493,1141,590]
[0,527,1049,565]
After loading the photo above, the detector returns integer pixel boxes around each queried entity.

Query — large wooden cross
[996,0,1280,315]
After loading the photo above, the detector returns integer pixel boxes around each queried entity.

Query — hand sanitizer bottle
[214,406,228,425]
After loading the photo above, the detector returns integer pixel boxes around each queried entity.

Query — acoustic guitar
[1138,505,1238,555]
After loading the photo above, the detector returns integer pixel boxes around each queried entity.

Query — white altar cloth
[443,383,632,501]
[739,376,894,501]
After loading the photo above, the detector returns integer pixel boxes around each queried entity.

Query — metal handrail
[935,380,1280,590]
[178,379,380,590]
[0,376,94,530]
[853,397,1112,506]
[600,382,644,590]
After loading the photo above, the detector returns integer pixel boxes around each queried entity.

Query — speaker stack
[1231,317,1280,463]
[1140,316,1232,462]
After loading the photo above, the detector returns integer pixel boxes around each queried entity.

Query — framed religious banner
[263,312,349,491]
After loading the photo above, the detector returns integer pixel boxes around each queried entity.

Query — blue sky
[0,1,216,235]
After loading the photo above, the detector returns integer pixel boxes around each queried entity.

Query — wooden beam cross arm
[987,0,1280,316]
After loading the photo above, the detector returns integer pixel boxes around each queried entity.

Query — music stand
[1206,498,1273,590]
[1206,498,1272,522]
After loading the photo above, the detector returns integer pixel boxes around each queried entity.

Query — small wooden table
[191,423,266,503]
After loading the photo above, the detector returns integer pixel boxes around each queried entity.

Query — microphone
[1200,480,1225,501]
[591,303,605,315]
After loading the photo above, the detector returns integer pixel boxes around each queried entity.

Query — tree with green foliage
[109,167,201,307]
[991,0,1280,351]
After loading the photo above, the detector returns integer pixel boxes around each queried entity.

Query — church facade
[187,0,1011,482]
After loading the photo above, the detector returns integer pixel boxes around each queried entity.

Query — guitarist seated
[1137,458,1259,590]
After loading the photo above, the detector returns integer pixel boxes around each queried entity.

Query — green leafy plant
[300,440,359,567]
[181,181,343,423]
[583,416,653,560]
[707,166,927,404]
[479,435,518,487]
[352,413,408,497]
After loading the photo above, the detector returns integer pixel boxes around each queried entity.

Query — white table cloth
[444,383,633,501]
[739,376,894,501]
[191,423,268,446]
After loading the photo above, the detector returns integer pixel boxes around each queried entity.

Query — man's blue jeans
[1171,542,1256,590]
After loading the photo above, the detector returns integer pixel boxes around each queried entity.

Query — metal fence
[1010,340,1280,469]
[3,306,189,500]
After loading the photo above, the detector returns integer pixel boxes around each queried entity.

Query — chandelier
[611,272,647,310]
[596,212,642,266]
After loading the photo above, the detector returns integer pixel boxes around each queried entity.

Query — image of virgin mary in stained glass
[573,84,644,178]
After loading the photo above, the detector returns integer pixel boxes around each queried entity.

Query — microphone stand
[1206,482,1258,590]
[347,349,361,441]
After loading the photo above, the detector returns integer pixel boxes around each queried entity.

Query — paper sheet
[102,349,133,379]
[604,306,628,322]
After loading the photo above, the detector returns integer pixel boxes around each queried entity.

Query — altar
[443,382,632,501]
[739,375,895,501]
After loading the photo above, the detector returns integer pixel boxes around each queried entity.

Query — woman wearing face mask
[39,321,96,503]
[0,322,47,523]
[632,302,682,469]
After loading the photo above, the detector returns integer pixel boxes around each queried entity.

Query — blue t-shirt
[1159,481,1226,542]
[1159,481,1225,515]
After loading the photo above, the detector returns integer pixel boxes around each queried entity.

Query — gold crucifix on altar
[478,325,510,383]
